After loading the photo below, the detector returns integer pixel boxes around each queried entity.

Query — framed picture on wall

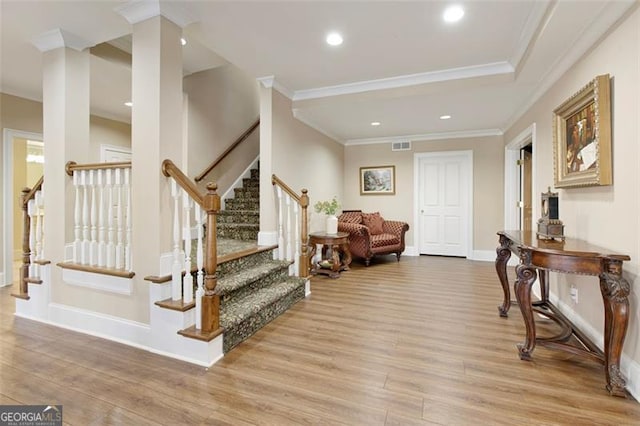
[553,74,612,188]
[360,165,395,195]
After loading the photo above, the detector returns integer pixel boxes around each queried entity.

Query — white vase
[326,215,338,235]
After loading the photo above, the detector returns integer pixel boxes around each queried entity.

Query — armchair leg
[395,252,401,262]
[364,258,371,266]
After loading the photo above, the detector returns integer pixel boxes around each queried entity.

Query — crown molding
[292,61,514,101]
[344,129,503,146]
[115,0,195,27]
[510,0,556,75]
[257,75,274,88]
[31,29,93,52]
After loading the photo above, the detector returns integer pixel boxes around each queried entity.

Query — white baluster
[171,180,181,301]
[28,199,37,277]
[115,168,123,269]
[195,204,204,329]
[285,194,292,263]
[292,201,300,276]
[124,168,132,271]
[35,189,44,268]
[276,186,284,260]
[97,170,106,267]
[73,171,81,263]
[89,170,97,265]
[182,190,193,304]
[81,170,89,264]
[106,169,115,268]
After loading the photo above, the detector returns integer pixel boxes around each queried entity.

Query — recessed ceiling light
[371,121,381,126]
[326,32,343,46]
[443,5,464,23]
[124,101,133,107]
[440,115,451,120]
[181,37,187,46]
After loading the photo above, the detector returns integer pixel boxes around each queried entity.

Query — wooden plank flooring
[2,255,640,425]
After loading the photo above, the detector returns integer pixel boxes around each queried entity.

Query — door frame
[2,128,44,287]
[413,150,473,258]
[504,123,537,230]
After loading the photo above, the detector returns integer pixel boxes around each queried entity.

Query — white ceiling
[1,0,636,143]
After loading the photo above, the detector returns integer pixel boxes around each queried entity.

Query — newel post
[20,187,31,296]
[202,182,221,333]
[299,189,310,278]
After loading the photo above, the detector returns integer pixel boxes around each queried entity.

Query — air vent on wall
[391,141,411,151]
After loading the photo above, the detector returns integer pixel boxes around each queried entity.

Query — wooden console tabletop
[495,230,631,397]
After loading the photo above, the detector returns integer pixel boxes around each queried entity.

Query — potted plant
[314,196,341,234]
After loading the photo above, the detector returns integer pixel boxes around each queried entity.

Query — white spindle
[35,189,44,267]
[97,170,106,267]
[124,168,132,271]
[195,204,204,329]
[171,180,182,301]
[106,169,115,268]
[28,199,37,277]
[115,168,124,269]
[73,171,81,263]
[276,186,284,260]
[89,170,97,265]
[292,201,300,276]
[182,190,193,304]
[81,170,89,264]
[285,193,292,263]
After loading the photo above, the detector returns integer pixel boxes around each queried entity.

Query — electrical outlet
[570,285,579,304]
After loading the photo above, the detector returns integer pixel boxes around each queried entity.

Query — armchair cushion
[362,212,384,235]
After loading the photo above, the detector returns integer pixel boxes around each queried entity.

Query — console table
[495,230,631,397]
[308,232,352,278]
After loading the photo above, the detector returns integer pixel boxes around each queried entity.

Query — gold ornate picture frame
[360,165,395,195]
[553,74,612,188]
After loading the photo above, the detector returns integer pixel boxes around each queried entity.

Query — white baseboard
[62,268,133,295]
[304,279,311,297]
[403,246,418,256]
[470,250,495,262]
[258,231,278,246]
[0,272,6,287]
[550,293,640,401]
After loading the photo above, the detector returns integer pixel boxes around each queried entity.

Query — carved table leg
[341,242,352,271]
[495,234,512,317]
[515,262,538,360]
[329,244,341,278]
[308,242,318,275]
[539,269,549,304]
[599,268,630,397]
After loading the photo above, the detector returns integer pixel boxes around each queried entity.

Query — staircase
[202,164,306,353]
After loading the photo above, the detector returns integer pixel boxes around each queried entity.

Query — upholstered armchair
[337,210,409,266]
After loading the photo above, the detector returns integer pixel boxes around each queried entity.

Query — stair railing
[16,176,45,298]
[194,118,260,183]
[64,161,133,274]
[162,159,221,334]
[271,175,310,278]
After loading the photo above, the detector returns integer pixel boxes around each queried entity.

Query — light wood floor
[1,255,640,425]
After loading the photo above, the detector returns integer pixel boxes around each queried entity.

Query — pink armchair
[338,210,409,266]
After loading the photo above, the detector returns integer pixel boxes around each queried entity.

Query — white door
[417,151,471,257]
[100,145,132,162]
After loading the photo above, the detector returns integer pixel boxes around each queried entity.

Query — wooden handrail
[22,176,43,208]
[194,118,260,183]
[66,160,131,176]
[162,159,206,206]
[272,174,303,204]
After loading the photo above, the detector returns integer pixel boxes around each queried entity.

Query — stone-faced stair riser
[217,211,259,224]
[219,265,291,304]
[216,249,274,277]
[224,199,259,211]
[222,282,305,353]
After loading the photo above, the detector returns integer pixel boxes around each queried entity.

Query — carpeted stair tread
[216,259,291,297]
[220,277,306,352]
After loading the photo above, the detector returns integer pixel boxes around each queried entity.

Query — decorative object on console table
[553,74,612,188]
[314,196,340,235]
[536,187,564,240]
[360,165,395,195]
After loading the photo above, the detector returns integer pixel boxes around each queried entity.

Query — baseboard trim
[470,250,495,262]
[0,272,6,287]
[403,246,418,256]
[550,293,640,401]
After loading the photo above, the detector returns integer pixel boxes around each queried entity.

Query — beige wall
[504,10,640,368]
[184,64,260,194]
[344,135,504,250]
[272,90,344,233]
[89,115,131,159]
